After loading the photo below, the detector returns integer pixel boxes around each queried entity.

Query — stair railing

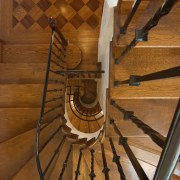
[35,17,68,179]
[110,99,180,179]
[120,0,142,34]
[114,66,180,87]
[115,0,177,64]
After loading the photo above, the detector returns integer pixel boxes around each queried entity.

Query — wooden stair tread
[0,63,46,84]
[13,130,64,180]
[3,44,49,63]
[116,1,180,47]
[0,108,63,142]
[0,84,65,108]
[106,99,178,137]
[0,119,61,180]
[110,47,180,99]
[110,78,180,99]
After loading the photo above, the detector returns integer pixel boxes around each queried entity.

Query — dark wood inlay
[37,14,49,28]
[20,14,34,28]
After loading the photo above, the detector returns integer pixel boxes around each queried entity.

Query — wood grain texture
[0,63,46,84]
[0,84,65,108]
[106,99,178,137]
[65,43,82,69]
[111,79,180,99]
[0,108,63,142]
[0,119,61,180]
[13,130,64,180]
[0,40,3,62]
[49,140,72,180]
[111,47,180,99]
[115,1,180,47]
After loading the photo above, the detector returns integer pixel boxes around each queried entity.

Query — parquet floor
[12,0,102,31]
[0,0,104,68]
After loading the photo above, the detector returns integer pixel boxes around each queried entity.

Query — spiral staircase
[0,0,180,180]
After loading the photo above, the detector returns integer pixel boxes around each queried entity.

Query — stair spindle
[101,143,110,180]
[110,118,149,180]
[109,138,126,180]
[59,144,73,180]
[75,150,83,180]
[89,149,96,180]
[111,100,166,148]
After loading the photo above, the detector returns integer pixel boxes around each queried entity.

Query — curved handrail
[35,18,68,180]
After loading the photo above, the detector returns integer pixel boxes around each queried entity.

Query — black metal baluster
[114,66,180,86]
[120,0,141,34]
[115,0,177,64]
[47,88,63,93]
[115,38,137,64]
[101,143,110,180]
[48,79,65,84]
[51,59,65,69]
[40,125,62,151]
[59,144,73,180]
[51,51,66,63]
[54,34,66,50]
[89,149,96,180]
[36,17,68,180]
[110,119,149,180]
[53,42,66,56]
[49,69,65,77]
[43,104,63,115]
[45,97,63,103]
[111,100,166,148]
[43,135,66,176]
[75,150,83,180]
[49,18,68,47]
[108,138,126,180]
[40,114,62,131]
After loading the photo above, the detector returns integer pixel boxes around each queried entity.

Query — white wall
[97,0,114,114]
[106,0,118,8]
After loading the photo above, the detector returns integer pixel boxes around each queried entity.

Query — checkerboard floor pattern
[12,0,103,31]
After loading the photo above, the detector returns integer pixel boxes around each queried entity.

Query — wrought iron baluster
[101,143,110,180]
[51,59,65,69]
[110,119,149,180]
[45,97,63,103]
[89,149,96,180]
[40,114,62,131]
[109,138,126,180]
[54,34,66,50]
[111,100,165,148]
[51,51,66,62]
[59,144,73,180]
[43,135,66,176]
[47,88,63,93]
[120,0,142,34]
[49,69,65,77]
[75,150,83,180]
[40,125,62,151]
[115,0,177,64]
[114,66,180,86]
[49,18,68,47]
[43,104,63,116]
[36,17,68,180]
[115,38,137,64]
[48,79,65,84]
[53,42,65,56]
